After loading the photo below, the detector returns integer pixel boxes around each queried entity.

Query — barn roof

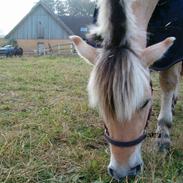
[60,16,92,38]
[5,1,92,39]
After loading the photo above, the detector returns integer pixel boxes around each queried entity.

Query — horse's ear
[69,35,98,65]
[142,37,176,67]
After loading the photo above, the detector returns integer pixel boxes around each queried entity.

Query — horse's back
[148,0,183,71]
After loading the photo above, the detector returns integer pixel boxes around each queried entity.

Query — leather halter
[104,128,147,148]
[104,82,153,148]
[104,108,151,148]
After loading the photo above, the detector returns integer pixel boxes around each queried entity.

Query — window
[80,27,88,32]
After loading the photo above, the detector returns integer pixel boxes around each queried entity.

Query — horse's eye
[140,99,151,109]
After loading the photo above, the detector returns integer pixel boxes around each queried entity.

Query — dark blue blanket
[148,0,183,71]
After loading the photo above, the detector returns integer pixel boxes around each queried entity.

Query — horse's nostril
[129,164,142,176]
[108,167,114,177]
[135,164,142,172]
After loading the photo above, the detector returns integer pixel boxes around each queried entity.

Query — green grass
[0,56,182,183]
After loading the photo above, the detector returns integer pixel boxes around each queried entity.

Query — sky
[0,0,39,36]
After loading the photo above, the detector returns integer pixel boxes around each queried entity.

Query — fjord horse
[70,0,180,180]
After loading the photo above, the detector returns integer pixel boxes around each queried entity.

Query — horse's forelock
[88,50,149,122]
[88,0,149,122]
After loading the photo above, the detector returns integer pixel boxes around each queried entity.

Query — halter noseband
[104,128,147,147]
[104,108,151,148]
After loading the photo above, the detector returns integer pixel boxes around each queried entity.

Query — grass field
[0,56,182,183]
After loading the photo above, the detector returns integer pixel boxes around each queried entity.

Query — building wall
[17,39,72,55]
[8,5,70,40]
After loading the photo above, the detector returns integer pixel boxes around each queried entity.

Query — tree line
[40,0,96,16]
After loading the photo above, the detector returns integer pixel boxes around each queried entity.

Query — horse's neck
[133,0,159,29]
[132,0,159,48]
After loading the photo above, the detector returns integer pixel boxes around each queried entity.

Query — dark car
[0,45,16,57]
[0,45,23,57]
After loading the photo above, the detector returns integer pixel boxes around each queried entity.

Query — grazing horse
[70,0,178,180]
[90,0,183,151]
[148,0,183,150]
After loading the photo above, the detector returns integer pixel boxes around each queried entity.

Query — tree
[64,0,96,16]
[40,0,56,12]
[7,39,18,47]
[55,0,67,16]
[40,0,96,16]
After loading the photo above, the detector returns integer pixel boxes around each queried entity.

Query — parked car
[0,45,23,57]
[0,45,15,57]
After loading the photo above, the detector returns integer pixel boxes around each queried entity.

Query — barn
[5,1,92,55]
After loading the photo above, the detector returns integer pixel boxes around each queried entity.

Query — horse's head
[70,0,175,180]
[70,34,175,180]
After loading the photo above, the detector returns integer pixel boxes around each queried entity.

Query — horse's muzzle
[108,164,142,181]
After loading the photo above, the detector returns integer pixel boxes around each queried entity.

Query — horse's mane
[88,0,149,122]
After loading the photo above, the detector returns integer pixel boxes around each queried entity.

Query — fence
[35,43,76,56]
